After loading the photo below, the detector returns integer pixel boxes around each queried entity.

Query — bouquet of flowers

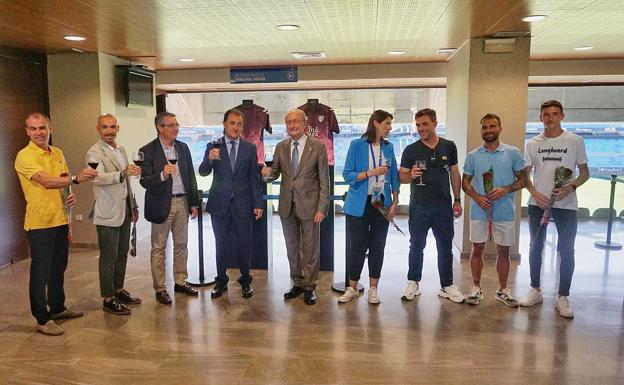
[372,195,406,236]
[540,166,574,227]
[482,167,494,242]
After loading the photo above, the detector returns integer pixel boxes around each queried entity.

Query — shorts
[469,220,515,247]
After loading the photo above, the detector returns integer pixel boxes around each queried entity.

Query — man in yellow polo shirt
[14,112,97,336]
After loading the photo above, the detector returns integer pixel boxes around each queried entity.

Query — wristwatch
[570,183,577,191]
[454,198,461,203]
[71,174,79,184]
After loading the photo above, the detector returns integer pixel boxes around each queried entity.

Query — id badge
[372,187,383,208]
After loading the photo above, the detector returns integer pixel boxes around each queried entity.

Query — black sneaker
[103,298,131,315]
[115,289,142,305]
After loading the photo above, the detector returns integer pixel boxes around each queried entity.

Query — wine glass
[132,151,144,167]
[414,160,427,186]
[132,151,144,179]
[87,154,99,170]
[263,152,274,182]
[211,137,222,160]
[167,150,178,165]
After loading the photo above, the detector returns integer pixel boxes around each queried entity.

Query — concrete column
[445,37,531,260]
[47,52,155,247]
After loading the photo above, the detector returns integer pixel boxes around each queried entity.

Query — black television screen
[126,68,154,107]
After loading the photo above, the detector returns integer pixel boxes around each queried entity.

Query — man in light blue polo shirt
[462,113,526,307]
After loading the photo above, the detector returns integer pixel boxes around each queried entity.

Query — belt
[172,193,186,198]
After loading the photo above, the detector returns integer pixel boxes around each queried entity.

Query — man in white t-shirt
[519,100,590,318]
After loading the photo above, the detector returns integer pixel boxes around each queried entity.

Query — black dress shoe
[304,289,317,305]
[174,283,199,296]
[283,286,305,299]
[155,290,172,305]
[211,284,228,298]
[241,283,253,298]
[103,298,131,315]
[115,289,142,305]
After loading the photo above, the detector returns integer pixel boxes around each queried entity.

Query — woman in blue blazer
[339,110,400,304]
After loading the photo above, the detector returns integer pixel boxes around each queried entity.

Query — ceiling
[1,0,623,70]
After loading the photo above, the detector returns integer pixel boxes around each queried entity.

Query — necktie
[291,141,299,174]
[229,140,236,171]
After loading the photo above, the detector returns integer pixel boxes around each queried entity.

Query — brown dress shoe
[50,309,84,320]
[155,290,172,305]
[174,283,199,296]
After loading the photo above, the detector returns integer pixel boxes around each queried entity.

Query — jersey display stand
[235,100,272,165]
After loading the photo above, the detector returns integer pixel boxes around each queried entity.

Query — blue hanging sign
[230,66,298,84]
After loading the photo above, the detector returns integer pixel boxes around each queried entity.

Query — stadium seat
[521,206,528,217]
[577,208,591,218]
[592,208,617,218]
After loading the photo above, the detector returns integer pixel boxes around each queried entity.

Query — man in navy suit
[140,112,200,305]
[199,108,263,299]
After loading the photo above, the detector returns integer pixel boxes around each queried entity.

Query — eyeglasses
[160,123,180,128]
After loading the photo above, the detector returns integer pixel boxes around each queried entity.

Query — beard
[482,133,499,143]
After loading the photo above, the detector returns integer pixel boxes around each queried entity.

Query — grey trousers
[280,202,320,290]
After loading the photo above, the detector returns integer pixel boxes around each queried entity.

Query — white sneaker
[368,287,381,304]
[555,295,574,318]
[338,287,361,303]
[36,320,64,336]
[519,287,543,307]
[439,285,465,303]
[495,288,519,308]
[465,286,483,305]
[401,280,421,301]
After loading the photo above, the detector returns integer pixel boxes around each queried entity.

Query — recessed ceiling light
[276,24,300,31]
[292,51,326,59]
[436,48,457,54]
[64,35,86,41]
[522,15,547,22]
[387,50,406,55]
[178,57,195,62]
[574,45,593,51]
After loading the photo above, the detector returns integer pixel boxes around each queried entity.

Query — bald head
[97,113,119,146]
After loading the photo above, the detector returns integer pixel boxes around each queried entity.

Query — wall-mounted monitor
[119,65,154,108]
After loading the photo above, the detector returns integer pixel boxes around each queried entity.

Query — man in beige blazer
[262,108,330,305]
[87,114,141,315]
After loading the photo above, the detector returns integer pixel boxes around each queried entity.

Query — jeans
[346,197,390,282]
[528,205,577,296]
[27,225,69,325]
[408,205,454,287]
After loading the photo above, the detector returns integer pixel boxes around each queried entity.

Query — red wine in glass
[132,151,144,168]
[168,158,178,165]
[87,154,99,170]
[265,160,274,168]
[168,150,178,165]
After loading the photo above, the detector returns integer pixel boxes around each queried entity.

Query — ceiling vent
[494,31,530,38]
[291,51,327,59]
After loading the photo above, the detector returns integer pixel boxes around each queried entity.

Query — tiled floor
[1,215,623,384]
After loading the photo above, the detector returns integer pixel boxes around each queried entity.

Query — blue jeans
[408,205,454,287]
[528,205,577,296]
[26,225,69,325]
[346,197,390,281]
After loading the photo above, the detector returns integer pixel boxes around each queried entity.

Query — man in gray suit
[262,108,330,305]
[87,114,142,315]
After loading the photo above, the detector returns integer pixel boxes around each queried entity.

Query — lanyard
[369,142,383,183]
